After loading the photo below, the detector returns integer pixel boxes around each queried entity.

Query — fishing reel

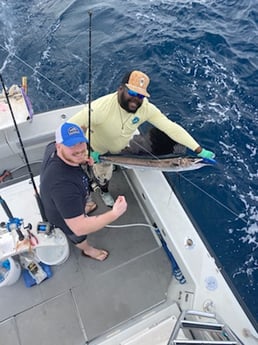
[6,217,29,241]
[37,221,55,236]
[6,218,32,231]
[6,217,23,231]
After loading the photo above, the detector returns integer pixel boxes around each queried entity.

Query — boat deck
[0,166,173,344]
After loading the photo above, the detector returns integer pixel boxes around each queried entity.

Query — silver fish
[100,155,216,172]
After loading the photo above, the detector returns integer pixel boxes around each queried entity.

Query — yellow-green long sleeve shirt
[68,92,199,154]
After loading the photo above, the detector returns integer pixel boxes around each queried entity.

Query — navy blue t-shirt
[40,143,90,238]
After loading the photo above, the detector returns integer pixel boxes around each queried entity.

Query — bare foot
[82,247,109,261]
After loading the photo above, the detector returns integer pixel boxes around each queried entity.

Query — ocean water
[0,0,257,325]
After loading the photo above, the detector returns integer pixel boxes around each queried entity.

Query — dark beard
[119,90,141,113]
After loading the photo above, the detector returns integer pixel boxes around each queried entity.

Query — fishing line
[129,136,250,225]
[0,73,48,222]
[127,134,164,160]
[0,44,81,105]
[0,36,249,227]
[176,172,249,225]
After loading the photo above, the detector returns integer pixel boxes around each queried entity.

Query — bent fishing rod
[0,73,48,223]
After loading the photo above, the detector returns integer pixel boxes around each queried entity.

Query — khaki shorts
[92,162,113,187]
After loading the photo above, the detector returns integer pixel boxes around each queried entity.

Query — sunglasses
[126,87,145,100]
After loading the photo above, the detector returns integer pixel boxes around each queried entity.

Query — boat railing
[167,310,243,345]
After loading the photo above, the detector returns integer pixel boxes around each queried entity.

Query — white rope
[105,223,155,229]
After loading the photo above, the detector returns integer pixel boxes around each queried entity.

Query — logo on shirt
[132,116,140,124]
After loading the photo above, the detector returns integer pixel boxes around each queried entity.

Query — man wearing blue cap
[40,122,127,261]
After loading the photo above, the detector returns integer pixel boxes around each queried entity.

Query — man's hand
[197,148,215,159]
[90,151,100,163]
[112,195,127,218]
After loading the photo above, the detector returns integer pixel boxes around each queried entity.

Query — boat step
[181,320,224,331]
[168,310,243,345]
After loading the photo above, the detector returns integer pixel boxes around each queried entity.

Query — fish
[99,154,216,172]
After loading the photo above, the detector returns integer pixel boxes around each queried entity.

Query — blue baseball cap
[55,122,88,147]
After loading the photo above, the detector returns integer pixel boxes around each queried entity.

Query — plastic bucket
[35,244,70,265]
[0,257,21,287]
[35,230,70,265]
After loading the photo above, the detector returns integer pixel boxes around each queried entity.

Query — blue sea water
[0,0,257,325]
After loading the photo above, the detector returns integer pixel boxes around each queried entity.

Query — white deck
[0,168,174,344]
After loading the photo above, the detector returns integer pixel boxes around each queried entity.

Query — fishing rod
[87,10,92,159]
[84,10,101,192]
[0,74,48,223]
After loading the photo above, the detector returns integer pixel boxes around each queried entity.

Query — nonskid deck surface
[0,167,172,344]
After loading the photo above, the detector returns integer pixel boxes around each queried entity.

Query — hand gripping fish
[99,154,216,172]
